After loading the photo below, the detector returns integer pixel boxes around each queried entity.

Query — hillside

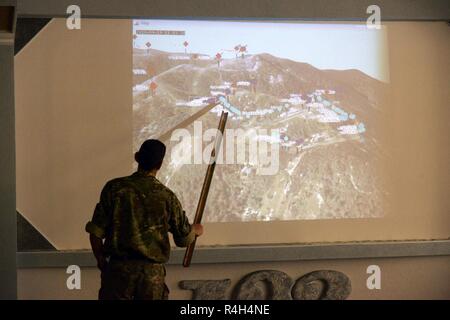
[132,50,387,221]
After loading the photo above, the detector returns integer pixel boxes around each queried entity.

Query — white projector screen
[15,19,449,248]
[132,19,389,223]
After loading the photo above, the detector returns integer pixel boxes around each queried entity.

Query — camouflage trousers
[99,259,169,300]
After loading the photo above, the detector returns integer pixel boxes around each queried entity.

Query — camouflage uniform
[85,170,195,300]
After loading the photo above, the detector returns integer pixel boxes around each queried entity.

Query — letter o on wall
[234,270,293,300]
[291,270,351,300]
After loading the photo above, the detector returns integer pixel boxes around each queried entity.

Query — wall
[15,0,450,20]
[0,6,17,299]
[18,256,450,299]
[14,19,450,299]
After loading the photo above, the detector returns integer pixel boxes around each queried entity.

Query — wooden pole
[183,111,228,267]
[158,102,218,143]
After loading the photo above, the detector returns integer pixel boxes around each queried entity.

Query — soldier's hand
[192,224,204,237]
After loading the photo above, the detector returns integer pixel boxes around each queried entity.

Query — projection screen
[132,19,389,223]
[15,18,449,249]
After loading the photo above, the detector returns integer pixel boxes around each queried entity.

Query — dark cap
[136,139,166,170]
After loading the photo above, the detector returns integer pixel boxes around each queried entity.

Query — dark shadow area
[17,211,56,251]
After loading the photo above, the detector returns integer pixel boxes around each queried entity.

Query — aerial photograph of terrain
[132,19,389,222]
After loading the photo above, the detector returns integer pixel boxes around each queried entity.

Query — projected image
[133,20,388,222]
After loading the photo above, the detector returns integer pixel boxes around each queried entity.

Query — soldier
[85,139,203,300]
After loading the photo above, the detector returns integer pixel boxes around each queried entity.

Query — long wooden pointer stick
[158,102,219,143]
[183,111,228,267]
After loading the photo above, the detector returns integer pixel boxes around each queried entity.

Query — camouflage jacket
[85,170,195,263]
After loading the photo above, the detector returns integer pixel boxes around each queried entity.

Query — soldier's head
[135,139,166,172]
